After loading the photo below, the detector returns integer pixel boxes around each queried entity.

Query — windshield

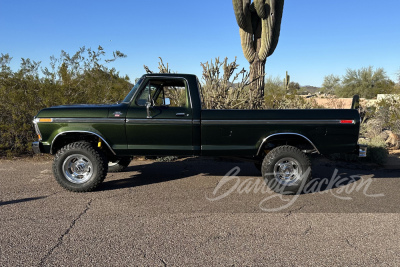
[122,78,143,103]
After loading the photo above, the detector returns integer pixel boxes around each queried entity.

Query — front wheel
[262,145,311,194]
[52,142,108,192]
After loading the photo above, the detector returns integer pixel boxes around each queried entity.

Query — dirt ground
[387,150,400,169]
[389,149,400,155]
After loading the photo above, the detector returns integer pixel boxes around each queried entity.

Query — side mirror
[164,98,171,106]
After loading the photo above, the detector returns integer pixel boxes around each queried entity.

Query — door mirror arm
[146,91,154,119]
[146,102,152,119]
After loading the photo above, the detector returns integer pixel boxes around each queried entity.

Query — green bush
[155,156,179,162]
[334,66,397,99]
[199,57,255,109]
[263,76,319,109]
[328,137,388,166]
[375,97,400,135]
[359,137,389,165]
[0,46,131,157]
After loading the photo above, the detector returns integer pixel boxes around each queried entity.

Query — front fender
[50,129,116,155]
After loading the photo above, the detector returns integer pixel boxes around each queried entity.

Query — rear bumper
[358,144,367,157]
[32,141,45,154]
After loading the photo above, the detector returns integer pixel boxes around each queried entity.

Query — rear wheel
[108,157,132,173]
[52,141,108,192]
[262,145,311,194]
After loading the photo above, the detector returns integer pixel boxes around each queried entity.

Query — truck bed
[200,109,360,156]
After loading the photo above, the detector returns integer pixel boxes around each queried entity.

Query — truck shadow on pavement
[100,158,255,191]
[0,196,48,207]
[98,157,388,194]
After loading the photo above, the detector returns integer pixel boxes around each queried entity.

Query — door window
[135,79,189,108]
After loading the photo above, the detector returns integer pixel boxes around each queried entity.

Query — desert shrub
[155,156,179,162]
[359,96,400,141]
[263,76,319,109]
[359,137,388,165]
[375,97,400,135]
[145,57,256,110]
[335,67,396,99]
[0,47,131,156]
[360,118,383,139]
[147,58,319,110]
[200,57,255,109]
[329,137,388,166]
[264,93,319,109]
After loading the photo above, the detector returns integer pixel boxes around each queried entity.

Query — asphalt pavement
[1,157,400,266]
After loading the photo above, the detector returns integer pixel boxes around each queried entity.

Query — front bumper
[358,144,367,157]
[32,141,45,154]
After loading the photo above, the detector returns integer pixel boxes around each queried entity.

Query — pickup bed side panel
[200,109,360,156]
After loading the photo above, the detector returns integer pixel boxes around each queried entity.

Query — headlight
[33,117,42,141]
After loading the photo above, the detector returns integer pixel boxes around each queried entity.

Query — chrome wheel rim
[273,157,302,186]
[62,154,93,184]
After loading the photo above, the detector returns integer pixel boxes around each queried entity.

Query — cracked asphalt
[1,157,400,266]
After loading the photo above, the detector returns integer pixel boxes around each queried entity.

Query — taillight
[340,120,355,124]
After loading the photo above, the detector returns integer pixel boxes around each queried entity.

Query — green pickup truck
[32,73,366,194]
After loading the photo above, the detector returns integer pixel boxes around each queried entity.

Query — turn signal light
[39,118,53,122]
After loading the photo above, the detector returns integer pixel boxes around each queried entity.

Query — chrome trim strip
[193,120,201,125]
[125,119,193,125]
[50,131,116,155]
[257,133,320,155]
[42,118,126,123]
[40,117,196,125]
[202,120,342,125]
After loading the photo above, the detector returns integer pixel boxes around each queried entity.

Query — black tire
[108,157,132,173]
[52,141,108,192]
[262,145,311,194]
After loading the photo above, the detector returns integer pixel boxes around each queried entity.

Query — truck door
[125,77,193,155]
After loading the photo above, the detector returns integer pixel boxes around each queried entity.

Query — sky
[1,0,399,87]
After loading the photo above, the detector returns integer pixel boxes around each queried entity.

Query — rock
[386,131,400,150]
[379,130,390,141]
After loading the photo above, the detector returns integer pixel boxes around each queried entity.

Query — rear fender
[257,133,320,156]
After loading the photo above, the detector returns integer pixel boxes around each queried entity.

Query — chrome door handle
[176,113,186,117]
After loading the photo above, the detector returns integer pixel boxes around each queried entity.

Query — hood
[36,103,127,118]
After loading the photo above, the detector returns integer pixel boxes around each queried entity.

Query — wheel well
[51,132,115,157]
[257,134,319,157]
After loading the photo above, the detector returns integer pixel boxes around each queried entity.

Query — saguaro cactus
[284,70,290,93]
[232,0,284,103]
